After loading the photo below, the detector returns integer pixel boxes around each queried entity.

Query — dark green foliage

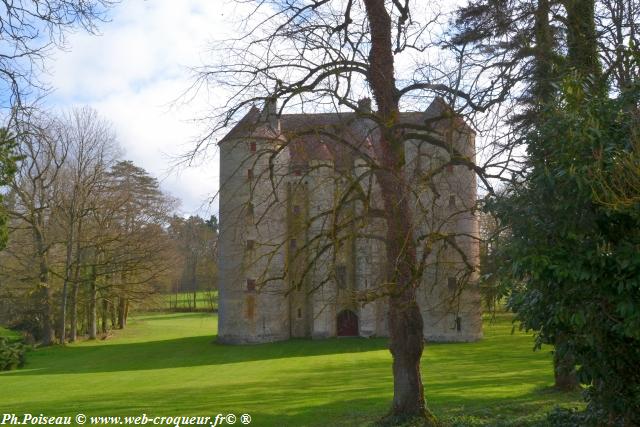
[0,128,20,250]
[490,79,640,425]
[0,336,30,371]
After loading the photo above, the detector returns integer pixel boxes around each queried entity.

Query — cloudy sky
[46,0,250,217]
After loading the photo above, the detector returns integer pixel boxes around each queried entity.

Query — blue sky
[45,0,253,217]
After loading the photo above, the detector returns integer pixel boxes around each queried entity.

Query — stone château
[217,98,482,343]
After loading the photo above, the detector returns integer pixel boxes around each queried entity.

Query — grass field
[0,312,582,426]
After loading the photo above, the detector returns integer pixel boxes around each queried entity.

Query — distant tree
[105,160,176,329]
[167,215,218,310]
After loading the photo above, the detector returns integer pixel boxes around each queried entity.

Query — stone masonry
[217,98,483,344]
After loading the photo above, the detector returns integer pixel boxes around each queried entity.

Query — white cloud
[46,0,249,217]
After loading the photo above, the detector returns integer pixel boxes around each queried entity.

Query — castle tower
[406,98,483,342]
[217,105,291,343]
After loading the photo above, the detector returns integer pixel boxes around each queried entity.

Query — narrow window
[449,195,456,208]
[247,168,254,180]
[297,308,302,319]
[250,142,256,152]
[246,279,256,292]
[455,316,462,332]
[246,239,255,251]
[246,296,255,319]
[336,265,347,289]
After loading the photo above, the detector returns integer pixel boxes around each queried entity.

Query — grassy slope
[0,313,581,426]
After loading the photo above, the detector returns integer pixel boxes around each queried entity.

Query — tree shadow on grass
[0,335,390,376]
[4,364,581,427]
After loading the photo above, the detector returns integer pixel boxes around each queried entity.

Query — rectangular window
[297,308,302,319]
[246,279,256,292]
[247,168,254,180]
[250,142,256,152]
[455,316,462,332]
[449,195,456,208]
[246,296,255,319]
[448,277,457,292]
[336,265,347,289]
[246,240,254,251]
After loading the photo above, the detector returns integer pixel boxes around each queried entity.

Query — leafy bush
[491,79,640,425]
[0,336,30,371]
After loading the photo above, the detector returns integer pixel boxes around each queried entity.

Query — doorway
[337,309,358,337]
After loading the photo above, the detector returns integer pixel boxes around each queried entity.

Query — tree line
[0,107,218,345]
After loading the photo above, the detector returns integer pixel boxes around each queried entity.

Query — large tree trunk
[563,0,600,79]
[533,0,554,106]
[554,334,579,391]
[362,0,435,422]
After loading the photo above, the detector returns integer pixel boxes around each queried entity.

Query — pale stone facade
[217,98,482,344]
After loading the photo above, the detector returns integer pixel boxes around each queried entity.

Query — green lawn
[0,312,582,426]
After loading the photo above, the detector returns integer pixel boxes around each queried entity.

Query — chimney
[357,97,372,113]
[261,96,280,132]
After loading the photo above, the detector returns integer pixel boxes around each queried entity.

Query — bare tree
[0,0,116,114]
[8,111,69,346]
[190,1,497,422]
[55,107,118,343]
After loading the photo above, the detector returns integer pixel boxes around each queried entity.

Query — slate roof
[219,98,474,166]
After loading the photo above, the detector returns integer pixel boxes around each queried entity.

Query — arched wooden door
[337,309,358,337]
